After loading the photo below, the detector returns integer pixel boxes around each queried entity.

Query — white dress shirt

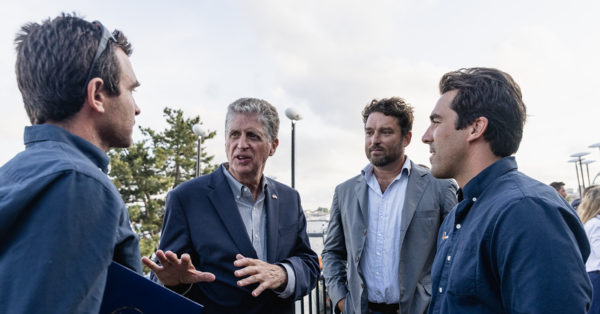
[222,165,295,298]
[360,156,411,304]
[584,215,600,272]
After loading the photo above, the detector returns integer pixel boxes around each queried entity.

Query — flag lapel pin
[272,194,278,199]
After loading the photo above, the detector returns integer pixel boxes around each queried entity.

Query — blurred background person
[578,186,600,314]
[550,181,567,199]
[573,185,599,211]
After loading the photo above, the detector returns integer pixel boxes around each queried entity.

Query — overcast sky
[1,0,599,209]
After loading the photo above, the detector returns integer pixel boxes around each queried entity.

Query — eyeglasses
[82,20,116,95]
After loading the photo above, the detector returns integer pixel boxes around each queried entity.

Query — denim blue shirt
[428,157,592,314]
[0,125,142,314]
[360,157,410,303]
[222,164,296,298]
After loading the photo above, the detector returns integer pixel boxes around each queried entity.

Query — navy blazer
[152,165,319,314]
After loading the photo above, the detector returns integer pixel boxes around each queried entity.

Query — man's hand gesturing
[234,254,288,297]
[142,250,215,287]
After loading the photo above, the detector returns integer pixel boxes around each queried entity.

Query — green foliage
[109,107,217,273]
[316,207,330,213]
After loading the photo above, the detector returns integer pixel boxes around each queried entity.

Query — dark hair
[14,13,132,125]
[439,68,527,157]
[362,97,414,137]
[549,181,565,191]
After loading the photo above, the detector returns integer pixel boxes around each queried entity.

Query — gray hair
[225,98,280,143]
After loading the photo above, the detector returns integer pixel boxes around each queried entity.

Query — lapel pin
[272,194,278,199]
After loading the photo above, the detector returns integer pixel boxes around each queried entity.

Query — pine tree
[109,107,217,273]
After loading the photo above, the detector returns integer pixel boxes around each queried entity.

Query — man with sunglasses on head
[0,14,142,313]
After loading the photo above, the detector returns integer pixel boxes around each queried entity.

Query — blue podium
[99,262,204,314]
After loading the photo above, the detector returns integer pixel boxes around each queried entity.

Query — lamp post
[571,152,590,188]
[568,158,583,198]
[192,124,208,177]
[581,160,596,185]
[285,108,303,189]
[590,143,600,185]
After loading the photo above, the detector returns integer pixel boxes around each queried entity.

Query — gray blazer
[322,161,458,314]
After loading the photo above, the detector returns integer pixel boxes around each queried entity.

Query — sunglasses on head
[82,20,116,95]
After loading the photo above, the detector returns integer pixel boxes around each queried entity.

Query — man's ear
[269,138,279,156]
[402,131,412,147]
[467,117,489,143]
[84,78,107,114]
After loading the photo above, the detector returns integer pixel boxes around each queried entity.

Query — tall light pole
[590,143,600,185]
[582,160,596,185]
[568,158,583,198]
[193,124,208,177]
[285,108,303,189]
[571,152,590,197]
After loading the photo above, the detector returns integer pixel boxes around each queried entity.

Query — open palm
[142,250,215,287]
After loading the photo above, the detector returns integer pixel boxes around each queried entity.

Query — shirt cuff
[273,262,296,299]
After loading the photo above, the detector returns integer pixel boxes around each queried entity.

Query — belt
[590,270,600,274]
[368,302,400,314]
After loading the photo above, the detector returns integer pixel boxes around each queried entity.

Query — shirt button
[378,234,381,237]
[380,215,383,219]
[439,287,443,293]
[472,197,477,202]
[447,256,451,261]
[456,224,461,229]
[382,199,386,201]
[376,272,379,275]
[377,252,380,256]
[254,235,258,238]
[376,291,381,295]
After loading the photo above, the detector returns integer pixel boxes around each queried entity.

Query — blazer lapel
[355,176,369,228]
[265,180,279,264]
[207,167,258,259]
[399,162,429,249]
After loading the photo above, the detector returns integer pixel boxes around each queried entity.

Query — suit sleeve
[279,191,321,301]
[441,179,458,220]
[150,190,197,294]
[321,186,348,313]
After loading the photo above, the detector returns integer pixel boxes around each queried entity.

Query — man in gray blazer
[322,97,458,314]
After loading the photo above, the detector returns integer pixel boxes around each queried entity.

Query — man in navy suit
[143,98,320,314]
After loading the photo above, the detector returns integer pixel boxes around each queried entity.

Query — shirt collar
[361,155,412,181]
[221,162,268,198]
[23,124,110,173]
[459,156,518,202]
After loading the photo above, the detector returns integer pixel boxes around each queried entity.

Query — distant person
[322,97,457,314]
[0,14,142,313]
[550,181,567,198]
[573,185,599,211]
[143,98,319,314]
[578,187,600,314]
[422,67,592,313]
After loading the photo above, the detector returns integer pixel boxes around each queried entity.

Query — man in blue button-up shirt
[422,67,592,313]
[0,14,142,313]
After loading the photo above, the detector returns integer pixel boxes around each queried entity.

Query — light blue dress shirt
[222,166,296,298]
[360,156,411,304]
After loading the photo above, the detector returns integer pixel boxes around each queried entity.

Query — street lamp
[590,143,600,184]
[568,158,583,198]
[192,124,209,177]
[581,160,596,186]
[570,152,590,197]
[285,108,303,189]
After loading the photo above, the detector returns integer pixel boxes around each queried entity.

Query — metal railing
[295,226,334,314]
[295,274,333,314]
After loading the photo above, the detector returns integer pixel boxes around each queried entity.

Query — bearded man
[322,97,458,314]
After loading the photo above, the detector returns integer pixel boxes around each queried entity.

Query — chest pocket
[447,244,477,296]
